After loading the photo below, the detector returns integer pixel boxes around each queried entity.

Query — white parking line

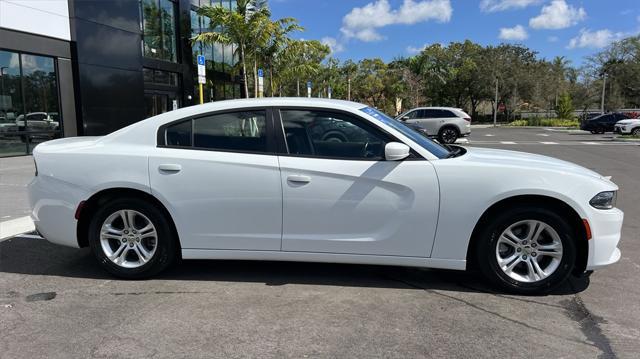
[540,142,558,144]
[580,142,601,145]
[500,141,517,144]
[0,216,35,241]
[484,134,495,137]
[536,134,550,137]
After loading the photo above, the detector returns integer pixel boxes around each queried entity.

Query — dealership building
[0,0,242,157]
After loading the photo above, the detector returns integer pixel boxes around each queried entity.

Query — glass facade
[141,0,178,62]
[0,50,61,157]
[190,1,241,102]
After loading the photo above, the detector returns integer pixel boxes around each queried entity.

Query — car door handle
[158,164,182,173]
[287,175,311,184]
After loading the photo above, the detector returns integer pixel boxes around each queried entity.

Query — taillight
[464,117,472,122]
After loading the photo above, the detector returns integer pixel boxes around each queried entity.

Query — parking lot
[1,127,639,358]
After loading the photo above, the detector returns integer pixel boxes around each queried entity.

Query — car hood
[616,119,640,125]
[456,146,604,180]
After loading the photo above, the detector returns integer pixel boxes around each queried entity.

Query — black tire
[475,207,576,295]
[596,126,606,134]
[631,128,640,137]
[88,197,177,279]
[438,126,459,144]
[590,130,597,134]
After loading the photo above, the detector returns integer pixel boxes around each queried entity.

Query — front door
[277,108,440,257]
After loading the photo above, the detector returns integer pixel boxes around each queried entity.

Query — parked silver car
[396,107,471,144]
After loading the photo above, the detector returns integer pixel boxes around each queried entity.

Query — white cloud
[340,0,452,42]
[480,0,542,12]
[321,37,345,54]
[529,0,586,30]
[406,44,427,54]
[499,25,528,40]
[567,28,628,49]
[547,35,559,42]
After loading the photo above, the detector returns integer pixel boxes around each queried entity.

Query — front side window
[141,0,177,62]
[281,110,388,160]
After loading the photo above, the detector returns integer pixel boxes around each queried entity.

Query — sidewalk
[0,155,35,238]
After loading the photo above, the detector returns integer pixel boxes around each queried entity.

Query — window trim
[273,107,424,161]
[157,106,279,156]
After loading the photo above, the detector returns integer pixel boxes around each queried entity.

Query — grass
[508,118,580,128]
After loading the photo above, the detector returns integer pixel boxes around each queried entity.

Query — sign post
[197,55,206,104]
[258,68,264,98]
[307,81,312,98]
[327,85,332,99]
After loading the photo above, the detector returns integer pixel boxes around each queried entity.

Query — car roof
[411,107,464,111]
[188,98,366,112]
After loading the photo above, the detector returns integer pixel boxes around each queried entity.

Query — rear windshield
[360,107,451,159]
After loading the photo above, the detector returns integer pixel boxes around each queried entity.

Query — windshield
[360,107,452,159]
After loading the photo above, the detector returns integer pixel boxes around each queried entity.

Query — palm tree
[195,0,271,98]
[257,18,303,96]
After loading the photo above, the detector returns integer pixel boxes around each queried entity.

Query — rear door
[149,108,283,250]
[415,109,442,135]
[276,108,440,257]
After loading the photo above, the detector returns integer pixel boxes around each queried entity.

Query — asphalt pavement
[1,127,638,358]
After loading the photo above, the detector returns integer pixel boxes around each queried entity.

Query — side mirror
[400,116,410,121]
[385,142,411,161]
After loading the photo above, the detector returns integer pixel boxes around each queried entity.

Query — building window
[0,50,62,157]
[141,0,177,63]
[143,68,179,87]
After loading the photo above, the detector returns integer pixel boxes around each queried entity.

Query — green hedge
[509,118,579,127]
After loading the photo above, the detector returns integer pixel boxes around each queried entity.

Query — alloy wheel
[441,128,458,144]
[99,209,158,269]
[495,220,563,283]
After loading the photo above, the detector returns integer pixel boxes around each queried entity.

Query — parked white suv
[396,107,471,144]
[614,118,640,136]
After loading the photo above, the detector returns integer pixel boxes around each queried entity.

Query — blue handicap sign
[197,55,205,66]
[307,81,312,88]
[258,68,264,77]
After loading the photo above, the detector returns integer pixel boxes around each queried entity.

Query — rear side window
[193,111,267,152]
[163,110,268,153]
[166,120,192,147]
[439,110,456,118]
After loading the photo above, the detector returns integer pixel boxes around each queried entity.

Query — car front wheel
[476,207,576,294]
[88,198,177,279]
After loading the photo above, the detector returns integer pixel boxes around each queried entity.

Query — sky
[270,0,640,66]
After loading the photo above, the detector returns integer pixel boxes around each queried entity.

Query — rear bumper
[28,175,85,248]
[586,207,624,270]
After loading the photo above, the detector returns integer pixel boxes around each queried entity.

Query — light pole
[600,73,607,115]
[493,77,499,128]
[347,77,351,101]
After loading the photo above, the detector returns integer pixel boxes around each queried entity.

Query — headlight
[590,191,617,209]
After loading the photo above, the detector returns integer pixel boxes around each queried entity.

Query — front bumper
[614,126,630,134]
[586,207,624,270]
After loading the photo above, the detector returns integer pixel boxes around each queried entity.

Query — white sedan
[28,98,623,294]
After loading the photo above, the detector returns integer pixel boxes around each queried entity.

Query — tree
[195,0,271,98]
[555,93,574,119]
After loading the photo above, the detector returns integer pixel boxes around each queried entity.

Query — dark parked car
[580,113,630,134]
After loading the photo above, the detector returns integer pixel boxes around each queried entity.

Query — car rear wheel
[438,126,459,144]
[88,198,177,279]
[632,128,640,136]
[475,207,576,294]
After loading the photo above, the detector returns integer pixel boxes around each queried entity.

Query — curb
[0,216,35,241]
